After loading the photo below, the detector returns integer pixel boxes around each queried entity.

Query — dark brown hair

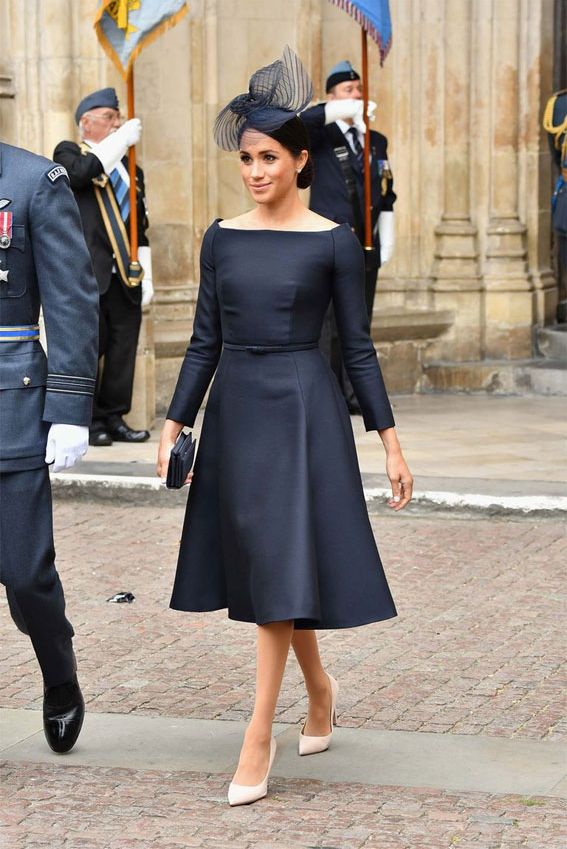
[266,116,314,189]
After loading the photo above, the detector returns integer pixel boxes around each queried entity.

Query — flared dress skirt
[170,345,397,629]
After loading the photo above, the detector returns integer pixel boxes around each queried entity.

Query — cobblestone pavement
[2,761,565,849]
[0,505,564,740]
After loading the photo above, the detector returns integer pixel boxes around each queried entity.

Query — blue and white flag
[94,0,189,79]
[329,1,392,64]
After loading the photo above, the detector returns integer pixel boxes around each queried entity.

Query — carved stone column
[5,0,39,152]
[430,0,481,361]
[0,3,16,139]
[36,0,76,156]
[520,0,556,326]
[73,1,109,104]
[482,0,532,359]
[132,6,196,417]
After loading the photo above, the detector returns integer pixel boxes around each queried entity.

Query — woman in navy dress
[157,48,413,806]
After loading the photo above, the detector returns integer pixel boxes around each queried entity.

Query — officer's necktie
[109,167,130,222]
[347,126,364,169]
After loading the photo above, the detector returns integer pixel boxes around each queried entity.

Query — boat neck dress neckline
[215,218,346,234]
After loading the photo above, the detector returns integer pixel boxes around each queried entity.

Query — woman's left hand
[157,419,184,482]
[386,451,413,511]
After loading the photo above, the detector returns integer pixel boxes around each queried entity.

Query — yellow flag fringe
[93,3,189,80]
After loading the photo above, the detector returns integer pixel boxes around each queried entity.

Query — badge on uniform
[0,210,12,249]
[377,160,392,197]
[46,165,68,183]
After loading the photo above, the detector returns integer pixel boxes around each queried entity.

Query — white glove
[121,118,142,147]
[138,245,154,307]
[377,211,395,266]
[324,99,376,128]
[89,119,142,174]
[45,424,89,472]
[325,98,363,125]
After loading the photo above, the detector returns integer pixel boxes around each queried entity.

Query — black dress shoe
[89,430,113,447]
[43,677,85,754]
[107,418,150,443]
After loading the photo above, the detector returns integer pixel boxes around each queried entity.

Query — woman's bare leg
[233,620,294,785]
[291,629,333,736]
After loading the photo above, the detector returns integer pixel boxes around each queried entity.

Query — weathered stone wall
[2,0,557,405]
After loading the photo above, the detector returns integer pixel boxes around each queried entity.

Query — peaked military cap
[325,60,360,93]
[75,87,119,125]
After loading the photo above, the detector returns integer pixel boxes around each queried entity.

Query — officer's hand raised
[324,99,376,127]
[120,118,142,147]
[92,119,142,173]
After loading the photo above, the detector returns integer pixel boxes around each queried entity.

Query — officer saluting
[543,89,567,323]
[302,60,396,412]
[0,142,99,752]
[53,88,152,447]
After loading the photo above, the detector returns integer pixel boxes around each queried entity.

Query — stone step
[423,358,567,395]
[520,360,567,395]
[153,286,197,323]
[371,308,454,343]
[154,320,192,359]
[154,308,458,406]
[155,307,456,351]
[156,356,184,412]
[536,324,567,361]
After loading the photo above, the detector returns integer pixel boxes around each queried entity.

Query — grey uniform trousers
[0,466,76,687]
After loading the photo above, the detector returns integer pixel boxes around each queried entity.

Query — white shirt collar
[336,120,364,158]
[336,118,353,136]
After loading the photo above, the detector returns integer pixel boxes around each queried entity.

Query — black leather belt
[223,341,318,354]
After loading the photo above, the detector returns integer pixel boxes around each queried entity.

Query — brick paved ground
[2,761,565,849]
[0,505,564,740]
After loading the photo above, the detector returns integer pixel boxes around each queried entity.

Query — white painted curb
[364,487,567,513]
[52,472,163,491]
[51,473,567,514]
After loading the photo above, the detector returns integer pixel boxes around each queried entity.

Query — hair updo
[266,116,314,189]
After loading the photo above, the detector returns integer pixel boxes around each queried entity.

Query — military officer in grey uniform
[301,60,396,413]
[0,142,99,752]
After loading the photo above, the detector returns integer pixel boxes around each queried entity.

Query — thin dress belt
[223,341,319,354]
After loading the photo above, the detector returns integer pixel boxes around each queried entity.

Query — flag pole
[126,64,139,269]
[361,26,372,250]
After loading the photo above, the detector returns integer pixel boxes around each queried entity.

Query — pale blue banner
[95,1,189,78]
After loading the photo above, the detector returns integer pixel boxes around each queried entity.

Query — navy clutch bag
[166,431,196,489]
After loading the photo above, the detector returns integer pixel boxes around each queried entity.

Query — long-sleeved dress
[167,219,397,629]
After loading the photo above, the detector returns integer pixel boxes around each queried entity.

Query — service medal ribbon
[0,211,13,249]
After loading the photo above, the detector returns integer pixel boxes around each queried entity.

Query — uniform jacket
[301,103,396,265]
[52,141,149,302]
[0,142,99,472]
[546,91,567,237]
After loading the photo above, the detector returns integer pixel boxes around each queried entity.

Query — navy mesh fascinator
[213,46,313,151]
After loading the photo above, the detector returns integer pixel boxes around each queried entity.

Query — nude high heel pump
[299,672,339,756]
[228,737,277,806]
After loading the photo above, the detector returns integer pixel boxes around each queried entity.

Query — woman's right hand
[156,419,184,481]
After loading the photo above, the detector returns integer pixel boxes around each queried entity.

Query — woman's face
[239,130,307,205]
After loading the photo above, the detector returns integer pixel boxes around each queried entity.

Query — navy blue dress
[167,219,397,629]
